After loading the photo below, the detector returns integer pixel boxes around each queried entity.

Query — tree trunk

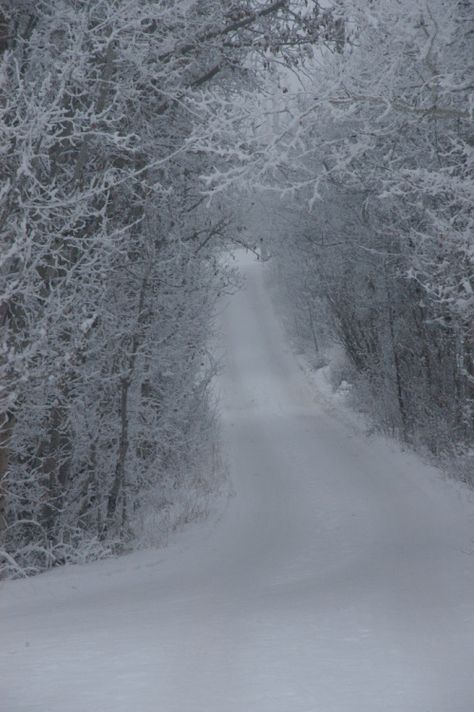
[105,270,150,536]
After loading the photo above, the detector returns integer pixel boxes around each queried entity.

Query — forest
[0,0,472,579]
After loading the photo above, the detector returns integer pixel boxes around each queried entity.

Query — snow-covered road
[2,252,474,712]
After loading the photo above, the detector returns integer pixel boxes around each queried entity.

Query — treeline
[262,0,473,477]
[207,0,473,476]
[0,0,230,576]
[0,0,332,576]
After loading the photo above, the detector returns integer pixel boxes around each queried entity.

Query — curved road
[2,252,474,711]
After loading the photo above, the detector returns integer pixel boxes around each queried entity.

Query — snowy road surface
[2,252,474,712]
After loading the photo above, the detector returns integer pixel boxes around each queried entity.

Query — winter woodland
[0,0,472,577]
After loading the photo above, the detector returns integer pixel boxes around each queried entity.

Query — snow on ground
[2,251,474,712]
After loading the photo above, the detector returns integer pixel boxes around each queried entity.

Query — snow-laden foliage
[0,0,332,576]
[200,0,473,470]
[0,0,224,575]
[284,0,473,463]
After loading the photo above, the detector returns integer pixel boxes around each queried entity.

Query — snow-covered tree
[0,0,330,576]
[202,0,473,467]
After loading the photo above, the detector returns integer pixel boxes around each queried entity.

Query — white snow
[2,251,474,712]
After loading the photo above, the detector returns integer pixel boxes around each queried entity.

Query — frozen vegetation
[1,1,473,709]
